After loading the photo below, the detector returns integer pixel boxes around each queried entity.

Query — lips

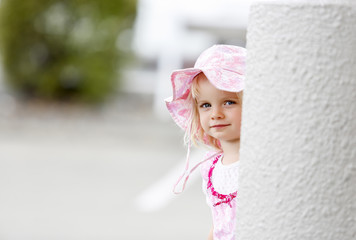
[210,124,230,128]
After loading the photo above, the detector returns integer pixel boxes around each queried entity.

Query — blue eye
[200,103,211,108]
[225,101,236,105]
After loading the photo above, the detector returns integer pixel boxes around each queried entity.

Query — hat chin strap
[172,124,221,194]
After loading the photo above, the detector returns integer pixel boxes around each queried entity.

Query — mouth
[210,124,230,128]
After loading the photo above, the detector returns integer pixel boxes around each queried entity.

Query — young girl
[165,45,245,240]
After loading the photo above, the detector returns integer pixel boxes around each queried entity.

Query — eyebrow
[195,98,210,103]
[199,95,238,100]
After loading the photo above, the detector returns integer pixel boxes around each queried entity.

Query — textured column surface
[238,1,356,240]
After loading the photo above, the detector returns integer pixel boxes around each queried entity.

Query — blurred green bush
[0,0,136,103]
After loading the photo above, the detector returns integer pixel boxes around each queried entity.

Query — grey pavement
[0,93,211,240]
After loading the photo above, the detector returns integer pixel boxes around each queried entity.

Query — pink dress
[201,152,239,240]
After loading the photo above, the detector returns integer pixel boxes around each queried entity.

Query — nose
[211,106,224,120]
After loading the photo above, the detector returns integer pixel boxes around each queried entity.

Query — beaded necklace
[207,154,237,208]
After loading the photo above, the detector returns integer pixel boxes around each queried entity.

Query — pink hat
[165,44,246,130]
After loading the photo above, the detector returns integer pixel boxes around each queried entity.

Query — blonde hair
[184,72,243,150]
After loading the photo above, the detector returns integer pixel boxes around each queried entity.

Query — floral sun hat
[165,44,246,130]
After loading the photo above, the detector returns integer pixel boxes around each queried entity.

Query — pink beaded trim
[207,154,237,208]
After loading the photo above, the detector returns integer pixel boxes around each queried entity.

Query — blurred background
[0,0,250,239]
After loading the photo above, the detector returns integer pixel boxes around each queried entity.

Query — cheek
[230,109,242,126]
[235,113,242,127]
[235,112,242,123]
[199,113,209,130]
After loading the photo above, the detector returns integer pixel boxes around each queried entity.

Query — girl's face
[195,78,242,144]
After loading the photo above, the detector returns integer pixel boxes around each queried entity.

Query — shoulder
[200,150,221,181]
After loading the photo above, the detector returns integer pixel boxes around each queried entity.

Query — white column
[238,1,356,239]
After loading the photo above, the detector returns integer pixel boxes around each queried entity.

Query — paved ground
[0,92,212,240]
